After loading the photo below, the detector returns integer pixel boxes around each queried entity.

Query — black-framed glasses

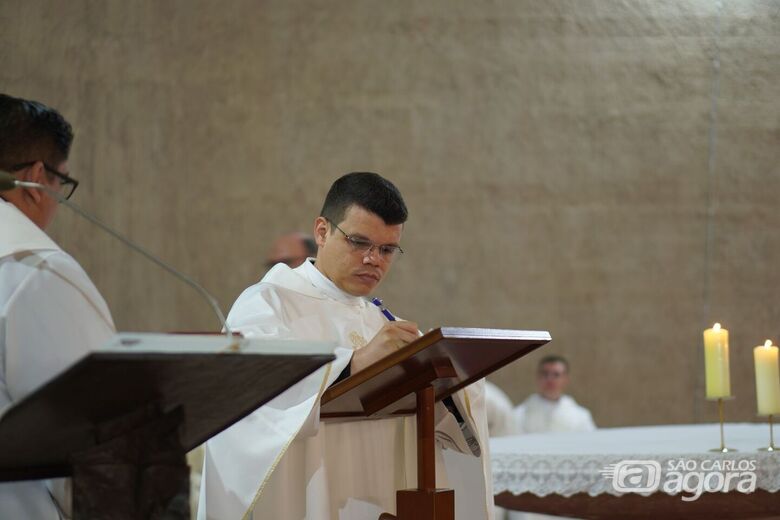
[326,218,404,261]
[10,161,79,200]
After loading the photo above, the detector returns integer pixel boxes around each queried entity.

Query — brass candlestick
[709,397,737,453]
[758,414,777,452]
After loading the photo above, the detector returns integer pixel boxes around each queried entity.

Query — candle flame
[713,323,721,331]
[765,340,773,348]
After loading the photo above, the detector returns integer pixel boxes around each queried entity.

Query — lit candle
[754,340,780,416]
[703,323,731,399]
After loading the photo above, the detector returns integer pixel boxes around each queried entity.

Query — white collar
[299,259,366,307]
[0,199,60,258]
[261,259,367,308]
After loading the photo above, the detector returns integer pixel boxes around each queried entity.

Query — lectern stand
[0,333,335,520]
[321,327,551,520]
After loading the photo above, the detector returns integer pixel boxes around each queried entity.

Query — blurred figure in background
[484,381,519,437]
[508,355,595,520]
[514,355,595,434]
[265,231,317,269]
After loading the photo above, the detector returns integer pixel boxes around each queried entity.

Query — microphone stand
[13,178,233,339]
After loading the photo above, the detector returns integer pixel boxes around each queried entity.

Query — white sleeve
[225,283,294,339]
[4,254,115,406]
[1,252,114,519]
[224,283,352,439]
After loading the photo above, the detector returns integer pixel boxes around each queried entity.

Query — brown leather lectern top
[0,333,335,520]
[321,327,551,520]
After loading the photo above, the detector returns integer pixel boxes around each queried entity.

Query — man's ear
[313,217,329,247]
[21,162,46,204]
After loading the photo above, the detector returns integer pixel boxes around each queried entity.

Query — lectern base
[70,405,189,520]
[379,488,454,520]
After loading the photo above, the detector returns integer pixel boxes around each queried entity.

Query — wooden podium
[0,333,335,519]
[321,327,551,520]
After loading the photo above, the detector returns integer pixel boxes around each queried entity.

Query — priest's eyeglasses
[326,219,404,261]
[10,161,79,200]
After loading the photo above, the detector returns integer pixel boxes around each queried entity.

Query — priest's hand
[351,321,419,372]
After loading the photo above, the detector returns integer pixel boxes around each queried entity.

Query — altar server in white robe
[513,355,595,434]
[199,172,493,520]
[0,94,116,518]
[509,355,595,520]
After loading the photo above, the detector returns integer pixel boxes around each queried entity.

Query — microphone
[0,172,16,191]
[0,171,232,338]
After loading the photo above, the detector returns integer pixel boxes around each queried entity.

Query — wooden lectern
[321,327,551,520]
[0,333,335,519]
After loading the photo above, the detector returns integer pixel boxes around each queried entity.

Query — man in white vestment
[509,356,595,520]
[0,94,116,518]
[513,355,595,434]
[199,172,493,520]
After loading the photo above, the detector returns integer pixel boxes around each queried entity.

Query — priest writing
[198,172,493,520]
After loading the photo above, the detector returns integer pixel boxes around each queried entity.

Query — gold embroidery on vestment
[349,331,367,349]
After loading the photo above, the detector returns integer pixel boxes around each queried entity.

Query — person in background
[508,355,595,520]
[265,231,317,269]
[514,355,595,434]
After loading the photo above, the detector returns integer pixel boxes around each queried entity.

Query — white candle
[754,340,780,416]
[703,323,731,399]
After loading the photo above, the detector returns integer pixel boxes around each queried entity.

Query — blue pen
[372,297,480,455]
[371,297,396,322]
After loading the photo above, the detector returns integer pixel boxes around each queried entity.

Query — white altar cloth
[491,423,780,498]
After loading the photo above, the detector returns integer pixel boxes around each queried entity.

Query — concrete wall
[2,0,778,427]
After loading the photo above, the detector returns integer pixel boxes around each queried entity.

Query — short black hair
[538,355,569,373]
[320,172,408,226]
[0,93,74,169]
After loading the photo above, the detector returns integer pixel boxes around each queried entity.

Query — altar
[491,423,780,520]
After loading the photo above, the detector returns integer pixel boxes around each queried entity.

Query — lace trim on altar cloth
[491,452,780,497]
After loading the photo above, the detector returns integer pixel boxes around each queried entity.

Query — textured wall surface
[1,0,778,427]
